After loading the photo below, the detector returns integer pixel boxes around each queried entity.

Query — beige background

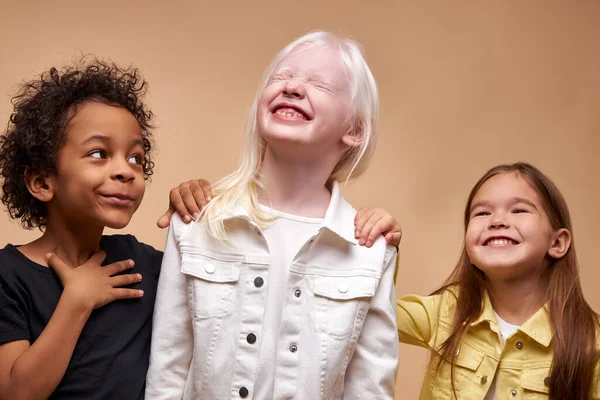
[1,1,599,398]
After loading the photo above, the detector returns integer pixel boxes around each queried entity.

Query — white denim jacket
[145,183,399,400]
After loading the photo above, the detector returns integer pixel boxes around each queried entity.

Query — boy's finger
[111,288,144,300]
[157,207,175,229]
[104,260,135,276]
[44,253,69,279]
[180,186,201,220]
[197,179,213,202]
[169,187,192,223]
[110,273,142,288]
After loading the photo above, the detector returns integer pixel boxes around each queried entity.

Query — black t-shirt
[0,234,163,399]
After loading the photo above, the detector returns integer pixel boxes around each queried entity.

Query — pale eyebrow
[272,66,294,76]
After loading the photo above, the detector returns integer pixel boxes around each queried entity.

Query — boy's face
[48,101,146,230]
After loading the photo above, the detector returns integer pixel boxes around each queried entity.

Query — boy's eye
[128,154,143,165]
[89,150,106,159]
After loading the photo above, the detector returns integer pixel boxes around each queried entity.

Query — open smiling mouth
[271,104,311,121]
[483,237,520,246]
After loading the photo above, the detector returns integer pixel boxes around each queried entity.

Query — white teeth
[486,239,517,246]
[275,107,307,120]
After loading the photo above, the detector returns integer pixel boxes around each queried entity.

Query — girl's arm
[0,254,141,399]
[342,246,399,399]
[145,215,193,399]
[396,292,442,347]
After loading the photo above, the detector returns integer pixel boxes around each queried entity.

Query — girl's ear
[547,228,571,259]
[24,167,54,203]
[341,120,366,148]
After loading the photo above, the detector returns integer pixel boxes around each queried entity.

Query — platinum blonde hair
[203,30,379,240]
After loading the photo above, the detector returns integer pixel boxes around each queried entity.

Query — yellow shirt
[397,289,600,399]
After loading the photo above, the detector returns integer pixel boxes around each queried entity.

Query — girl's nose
[283,79,306,99]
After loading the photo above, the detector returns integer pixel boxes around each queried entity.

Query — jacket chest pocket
[429,332,485,398]
[313,275,378,339]
[180,252,241,319]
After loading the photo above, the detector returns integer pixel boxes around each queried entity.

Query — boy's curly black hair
[0,58,155,229]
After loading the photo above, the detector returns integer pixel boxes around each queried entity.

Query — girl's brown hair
[434,162,598,399]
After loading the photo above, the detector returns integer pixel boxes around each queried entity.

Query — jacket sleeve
[342,246,399,399]
[396,290,442,348]
[145,215,193,399]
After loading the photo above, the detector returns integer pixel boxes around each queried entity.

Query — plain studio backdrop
[1,1,599,398]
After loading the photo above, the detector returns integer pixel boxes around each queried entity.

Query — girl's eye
[513,209,528,214]
[89,150,106,159]
[128,154,142,164]
[474,211,490,217]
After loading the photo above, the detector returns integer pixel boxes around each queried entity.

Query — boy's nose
[111,161,136,182]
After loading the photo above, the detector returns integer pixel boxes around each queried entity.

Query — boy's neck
[20,217,104,268]
[258,147,333,218]
[486,274,548,326]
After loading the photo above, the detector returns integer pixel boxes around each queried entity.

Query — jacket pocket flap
[520,368,550,394]
[430,327,484,371]
[313,275,378,300]
[181,253,241,283]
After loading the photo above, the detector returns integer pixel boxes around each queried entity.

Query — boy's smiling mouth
[99,193,135,207]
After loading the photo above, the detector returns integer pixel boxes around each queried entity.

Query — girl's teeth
[276,108,306,120]
[488,239,516,245]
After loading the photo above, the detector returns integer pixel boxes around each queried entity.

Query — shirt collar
[471,290,552,347]
[220,181,358,245]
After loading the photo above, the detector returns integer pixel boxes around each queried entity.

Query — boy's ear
[341,120,366,148]
[547,228,571,259]
[24,167,54,203]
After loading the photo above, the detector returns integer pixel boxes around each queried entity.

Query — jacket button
[289,344,298,353]
[510,389,518,397]
[204,264,216,274]
[254,277,264,288]
[544,377,550,387]
[294,289,301,298]
[338,283,349,293]
[239,387,249,398]
[246,333,257,344]
[515,341,524,349]
[480,375,488,385]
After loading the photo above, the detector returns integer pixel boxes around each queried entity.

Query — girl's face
[256,45,354,158]
[465,172,559,281]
